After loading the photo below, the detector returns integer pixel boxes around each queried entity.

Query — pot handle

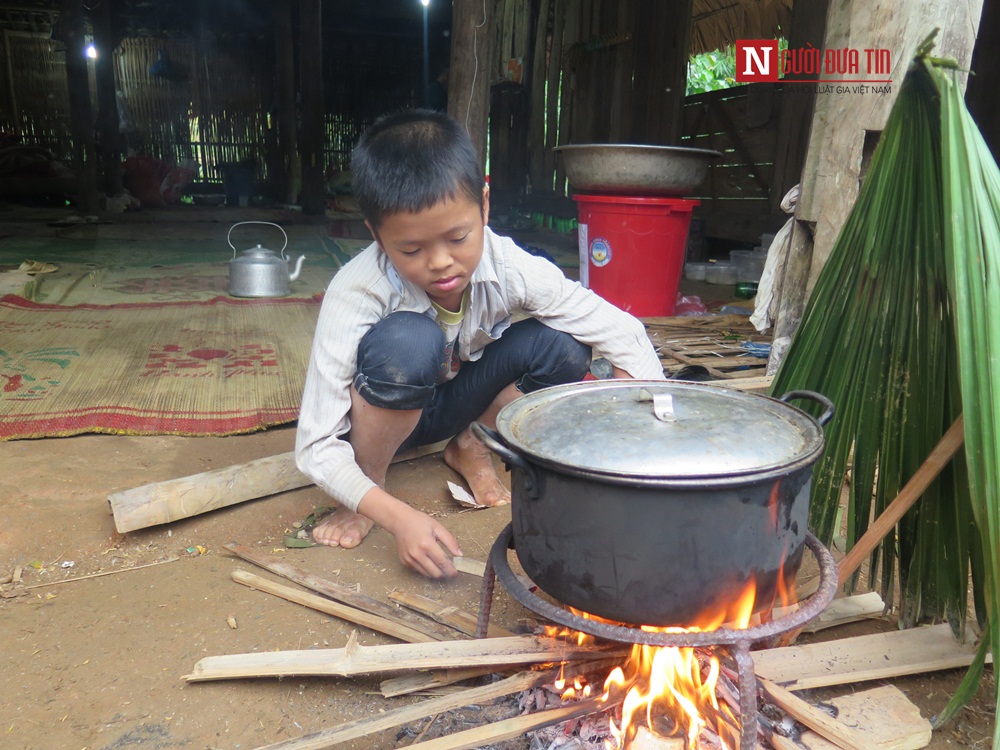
[471,422,541,497]
[777,390,835,426]
[227,221,290,259]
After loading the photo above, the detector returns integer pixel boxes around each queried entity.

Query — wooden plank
[224,543,460,642]
[183,634,623,682]
[752,623,991,690]
[802,592,885,633]
[232,570,438,644]
[760,678,876,750]
[798,685,932,750]
[388,589,515,639]
[109,452,309,533]
[253,667,553,750]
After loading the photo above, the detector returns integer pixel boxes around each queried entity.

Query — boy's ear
[364,220,380,246]
[482,184,490,226]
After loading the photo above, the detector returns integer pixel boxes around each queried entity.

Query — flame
[546,556,802,749]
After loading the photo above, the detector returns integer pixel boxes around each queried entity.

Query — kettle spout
[289,254,306,282]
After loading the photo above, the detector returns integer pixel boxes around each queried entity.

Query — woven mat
[0,236,369,305]
[0,294,320,440]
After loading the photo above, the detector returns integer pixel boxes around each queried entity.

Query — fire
[546,560,799,750]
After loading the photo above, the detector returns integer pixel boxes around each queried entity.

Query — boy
[295,109,664,579]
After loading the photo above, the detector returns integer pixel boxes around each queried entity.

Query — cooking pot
[227,221,306,298]
[473,380,833,627]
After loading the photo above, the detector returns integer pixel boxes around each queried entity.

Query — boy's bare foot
[444,427,512,507]
[311,508,376,548]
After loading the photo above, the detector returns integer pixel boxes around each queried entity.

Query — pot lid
[494,380,826,479]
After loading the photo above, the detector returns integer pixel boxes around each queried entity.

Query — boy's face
[368,188,489,312]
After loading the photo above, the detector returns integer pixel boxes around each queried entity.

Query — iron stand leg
[733,641,758,750]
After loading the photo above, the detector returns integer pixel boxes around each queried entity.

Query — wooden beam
[183,634,622,682]
[298,0,325,214]
[109,452,309,533]
[232,570,438,643]
[449,0,494,167]
[224,543,460,642]
[109,441,447,533]
[752,623,990,690]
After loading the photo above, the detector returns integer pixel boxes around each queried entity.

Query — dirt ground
[0,207,995,750]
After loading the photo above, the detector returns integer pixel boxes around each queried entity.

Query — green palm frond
[770,42,999,736]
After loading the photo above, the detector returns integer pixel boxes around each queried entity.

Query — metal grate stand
[476,523,838,750]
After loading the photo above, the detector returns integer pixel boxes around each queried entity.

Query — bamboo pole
[184,634,620,682]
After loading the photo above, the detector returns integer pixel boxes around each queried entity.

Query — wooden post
[299,0,325,214]
[92,0,122,196]
[527,0,551,192]
[274,0,299,205]
[767,0,985,368]
[768,0,829,214]
[798,0,984,290]
[60,0,99,214]
[628,0,689,145]
[449,0,495,168]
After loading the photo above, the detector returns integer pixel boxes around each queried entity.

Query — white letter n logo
[742,46,769,76]
[735,41,779,82]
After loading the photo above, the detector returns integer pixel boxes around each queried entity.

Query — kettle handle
[227,221,289,259]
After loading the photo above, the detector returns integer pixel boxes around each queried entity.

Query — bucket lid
[494,380,826,480]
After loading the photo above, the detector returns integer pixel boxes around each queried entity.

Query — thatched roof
[690,0,793,55]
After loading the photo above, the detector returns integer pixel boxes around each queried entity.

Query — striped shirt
[295,226,665,511]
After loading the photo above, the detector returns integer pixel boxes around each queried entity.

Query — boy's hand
[391,506,463,579]
[358,488,463,579]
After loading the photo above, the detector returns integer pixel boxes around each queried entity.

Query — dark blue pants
[354,312,592,450]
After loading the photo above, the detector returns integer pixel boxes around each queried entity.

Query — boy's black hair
[351,109,485,228]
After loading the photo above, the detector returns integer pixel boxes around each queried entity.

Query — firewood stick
[388,589,515,638]
[20,556,180,590]
[251,663,590,750]
[380,655,626,698]
[183,634,624,682]
[837,415,964,587]
[758,678,876,750]
[224,543,458,642]
[231,570,436,643]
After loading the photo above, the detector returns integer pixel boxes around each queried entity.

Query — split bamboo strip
[224,543,459,642]
[231,570,437,643]
[388,589,516,638]
[184,634,623,682]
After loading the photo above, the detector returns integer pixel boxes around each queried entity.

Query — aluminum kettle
[227,221,305,298]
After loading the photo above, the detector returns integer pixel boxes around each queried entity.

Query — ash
[519,686,613,750]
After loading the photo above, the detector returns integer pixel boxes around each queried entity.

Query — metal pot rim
[494,380,829,480]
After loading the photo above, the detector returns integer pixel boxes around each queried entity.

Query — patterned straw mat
[0,294,320,440]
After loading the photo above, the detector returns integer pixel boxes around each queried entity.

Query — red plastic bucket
[573,194,699,317]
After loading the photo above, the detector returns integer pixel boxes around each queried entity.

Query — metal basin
[554,144,720,196]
